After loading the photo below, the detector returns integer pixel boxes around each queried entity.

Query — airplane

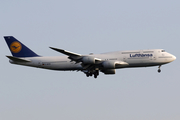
[4,36,176,78]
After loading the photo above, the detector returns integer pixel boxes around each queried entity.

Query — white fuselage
[9,49,176,71]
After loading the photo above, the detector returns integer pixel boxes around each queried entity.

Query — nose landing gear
[158,65,161,73]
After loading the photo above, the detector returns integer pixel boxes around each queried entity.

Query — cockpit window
[161,50,165,52]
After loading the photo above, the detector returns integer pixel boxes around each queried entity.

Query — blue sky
[0,0,180,120]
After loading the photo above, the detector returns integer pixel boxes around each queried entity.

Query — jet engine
[101,69,116,74]
[82,56,95,64]
[102,61,116,69]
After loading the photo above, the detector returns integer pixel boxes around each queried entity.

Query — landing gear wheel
[86,74,89,77]
[89,73,93,76]
[93,70,99,78]
[85,70,99,78]
[94,75,97,78]
[158,65,161,73]
[96,70,99,76]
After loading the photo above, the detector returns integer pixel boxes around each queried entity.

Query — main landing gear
[158,65,161,73]
[85,70,99,78]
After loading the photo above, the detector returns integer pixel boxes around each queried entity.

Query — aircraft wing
[49,47,84,63]
[114,61,129,67]
[49,47,81,57]
[50,47,102,64]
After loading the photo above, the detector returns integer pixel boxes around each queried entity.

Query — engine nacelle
[102,61,115,69]
[101,69,116,74]
[82,56,95,64]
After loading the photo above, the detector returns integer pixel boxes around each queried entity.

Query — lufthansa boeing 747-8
[4,36,176,78]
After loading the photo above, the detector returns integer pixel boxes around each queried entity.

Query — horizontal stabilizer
[6,56,31,62]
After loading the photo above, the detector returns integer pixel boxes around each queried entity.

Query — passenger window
[161,50,165,52]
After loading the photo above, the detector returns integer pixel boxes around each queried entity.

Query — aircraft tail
[4,36,39,57]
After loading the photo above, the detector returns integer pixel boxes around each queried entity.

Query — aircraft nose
[172,55,176,61]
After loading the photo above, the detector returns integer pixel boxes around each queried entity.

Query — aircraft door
[153,51,157,60]
[38,61,42,67]
[123,55,126,62]
[140,50,144,64]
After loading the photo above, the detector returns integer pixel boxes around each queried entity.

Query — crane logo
[10,41,22,53]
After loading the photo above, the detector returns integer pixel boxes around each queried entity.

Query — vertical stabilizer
[4,36,39,57]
